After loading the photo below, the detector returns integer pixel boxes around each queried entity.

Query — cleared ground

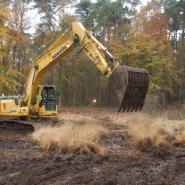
[0,108,185,185]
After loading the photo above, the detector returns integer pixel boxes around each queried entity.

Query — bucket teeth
[109,65,149,112]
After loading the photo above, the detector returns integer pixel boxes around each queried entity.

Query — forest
[0,0,185,110]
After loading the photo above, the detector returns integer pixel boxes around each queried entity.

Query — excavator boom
[0,21,149,120]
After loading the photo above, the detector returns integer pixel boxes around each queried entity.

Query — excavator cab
[41,85,57,111]
[32,85,58,117]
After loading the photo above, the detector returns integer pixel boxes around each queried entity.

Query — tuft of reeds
[175,129,185,144]
[110,112,185,151]
[30,123,109,155]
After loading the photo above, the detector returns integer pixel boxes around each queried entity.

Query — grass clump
[175,129,185,144]
[30,123,109,155]
[118,113,185,151]
[58,113,98,124]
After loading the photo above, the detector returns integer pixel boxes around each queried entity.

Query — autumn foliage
[0,0,185,106]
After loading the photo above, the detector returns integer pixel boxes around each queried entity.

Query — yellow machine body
[0,21,149,119]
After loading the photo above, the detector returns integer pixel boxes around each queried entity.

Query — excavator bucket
[109,65,149,112]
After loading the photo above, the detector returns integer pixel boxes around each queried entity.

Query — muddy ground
[0,108,185,185]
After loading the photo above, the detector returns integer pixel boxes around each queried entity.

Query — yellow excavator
[0,22,149,119]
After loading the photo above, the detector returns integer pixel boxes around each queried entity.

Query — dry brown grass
[31,110,185,153]
[109,112,185,151]
[57,113,98,124]
[30,123,109,155]
[175,129,185,144]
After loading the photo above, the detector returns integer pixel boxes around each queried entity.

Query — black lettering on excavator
[52,45,67,59]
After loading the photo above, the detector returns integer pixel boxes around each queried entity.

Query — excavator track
[109,65,149,112]
[0,116,59,132]
[0,117,35,133]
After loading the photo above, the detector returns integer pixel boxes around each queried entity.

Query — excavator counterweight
[109,65,149,112]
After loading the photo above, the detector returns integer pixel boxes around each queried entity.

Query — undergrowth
[31,109,185,153]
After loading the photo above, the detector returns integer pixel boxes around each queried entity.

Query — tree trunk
[165,91,169,105]
[98,80,102,107]
[178,10,185,104]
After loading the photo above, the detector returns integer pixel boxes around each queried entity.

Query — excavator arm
[24,21,149,112]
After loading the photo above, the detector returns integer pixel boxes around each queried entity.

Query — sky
[136,0,150,11]
[141,0,150,6]
[28,0,151,34]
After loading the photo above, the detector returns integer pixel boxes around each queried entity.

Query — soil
[0,108,185,185]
